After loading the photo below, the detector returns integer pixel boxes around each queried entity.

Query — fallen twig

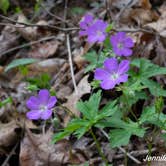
[0,36,56,57]
[0,14,79,32]
[100,129,142,164]
[2,142,19,166]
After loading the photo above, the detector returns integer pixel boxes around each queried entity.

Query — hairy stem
[90,129,108,166]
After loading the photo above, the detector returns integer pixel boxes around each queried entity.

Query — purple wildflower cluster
[79,14,108,44]
[79,14,134,90]
[94,58,129,90]
[110,32,134,57]
[26,89,57,120]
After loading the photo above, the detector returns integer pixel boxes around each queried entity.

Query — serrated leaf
[84,51,105,73]
[76,91,102,119]
[109,129,131,148]
[5,58,38,72]
[98,100,117,118]
[52,130,70,143]
[131,58,166,78]
[139,106,166,129]
[0,0,9,14]
[142,79,166,97]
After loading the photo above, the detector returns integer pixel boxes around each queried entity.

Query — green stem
[90,129,108,166]
[123,93,139,124]
[124,150,128,166]
[147,140,152,166]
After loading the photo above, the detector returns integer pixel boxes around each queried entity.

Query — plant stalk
[90,128,108,166]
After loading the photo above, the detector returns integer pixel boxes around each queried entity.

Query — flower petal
[122,48,132,56]
[26,110,41,120]
[87,35,98,43]
[117,32,126,40]
[41,110,52,120]
[47,96,57,109]
[94,68,110,80]
[124,38,134,47]
[100,79,116,90]
[26,96,40,110]
[38,89,50,104]
[118,60,130,75]
[110,35,118,47]
[104,58,118,73]
[116,74,128,84]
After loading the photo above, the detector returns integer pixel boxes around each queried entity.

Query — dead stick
[100,129,141,164]
[0,36,56,57]
[2,142,19,166]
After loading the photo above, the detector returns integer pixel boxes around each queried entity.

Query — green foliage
[5,58,38,72]
[139,106,166,130]
[84,51,106,73]
[52,91,117,143]
[71,7,86,15]
[34,0,42,12]
[26,73,51,89]
[106,23,114,33]
[97,117,145,147]
[127,58,166,97]
[131,58,166,78]
[0,97,12,108]
[0,0,9,14]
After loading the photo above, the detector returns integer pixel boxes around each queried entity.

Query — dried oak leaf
[63,75,91,126]
[144,8,166,37]
[16,14,38,41]
[0,25,19,59]
[19,128,85,166]
[28,40,60,58]
[12,58,65,84]
[0,120,19,148]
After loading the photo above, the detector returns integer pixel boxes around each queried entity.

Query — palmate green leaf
[0,0,9,14]
[109,129,131,148]
[52,118,90,143]
[139,106,166,129]
[52,130,70,143]
[131,58,166,78]
[84,51,105,73]
[97,117,145,148]
[97,100,117,119]
[76,90,102,119]
[142,79,166,97]
[5,58,38,72]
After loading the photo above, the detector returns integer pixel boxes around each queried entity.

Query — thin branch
[2,142,19,166]
[66,34,78,95]
[40,3,68,23]
[64,0,78,95]
[113,27,156,34]
[0,14,79,32]
[100,129,142,164]
[0,36,56,57]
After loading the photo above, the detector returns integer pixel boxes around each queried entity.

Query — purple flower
[110,32,134,56]
[79,14,94,37]
[26,89,57,120]
[87,20,108,43]
[94,58,130,90]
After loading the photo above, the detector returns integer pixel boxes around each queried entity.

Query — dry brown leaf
[28,40,59,58]
[0,120,19,148]
[139,0,152,9]
[0,25,19,59]
[110,0,138,9]
[145,8,166,37]
[19,128,85,166]
[12,58,65,84]
[63,75,91,126]
[130,8,158,25]
[16,14,37,41]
